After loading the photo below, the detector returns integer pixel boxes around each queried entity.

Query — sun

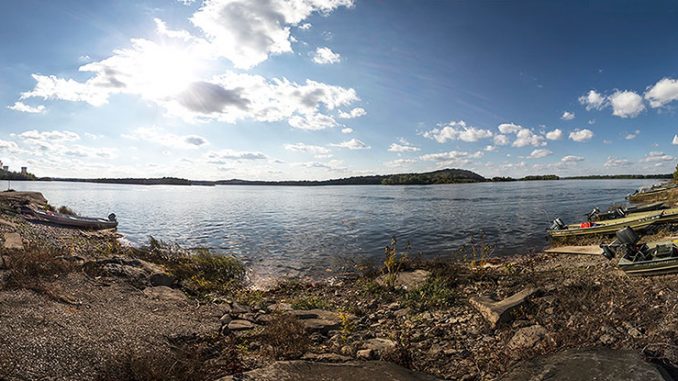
[137,43,202,98]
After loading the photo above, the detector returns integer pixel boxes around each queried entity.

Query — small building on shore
[20,167,27,175]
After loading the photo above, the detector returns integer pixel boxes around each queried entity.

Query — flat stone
[469,287,537,328]
[300,353,352,363]
[2,232,24,251]
[356,349,374,360]
[376,270,430,290]
[268,302,292,312]
[216,360,442,381]
[286,309,354,334]
[142,286,187,302]
[361,338,396,357]
[228,319,256,331]
[503,349,670,381]
[225,301,250,315]
[507,325,547,351]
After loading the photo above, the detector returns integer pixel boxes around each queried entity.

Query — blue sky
[1,0,677,180]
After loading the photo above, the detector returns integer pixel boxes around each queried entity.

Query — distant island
[33,169,673,187]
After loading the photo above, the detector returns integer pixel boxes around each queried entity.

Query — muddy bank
[1,191,677,380]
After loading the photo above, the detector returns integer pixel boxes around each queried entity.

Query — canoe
[24,207,118,230]
[549,207,678,238]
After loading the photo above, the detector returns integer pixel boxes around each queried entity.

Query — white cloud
[420,150,483,167]
[604,156,631,167]
[122,127,208,149]
[312,47,341,64]
[528,149,552,159]
[422,120,493,143]
[330,138,370,150]
[338,107,366,119]
[190,0,354,69]
[578,90,606,110]
[642,151,674,163]
[625,130,640,140]
[385,158,416,167]
[608,90,645,118]
[284,142,331,155]
[645,78,678,108]
[568,129,594,142]
[341,127,353,134]
[7,101,46,113]
[206,149,267,163]
[561,111,575,120]
[484,145,496,152]
[388,138,420,153]
[493,134,509,146]
[497,123,522,134]
[673,135,678,145]
[495,123,546,147]
[0,140,20,152]
[545,128,563,141]
[19,130,80,142]
[513,128,546,147]
[561,155,585,163]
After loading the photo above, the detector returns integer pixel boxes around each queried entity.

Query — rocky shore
[0,191,677,380]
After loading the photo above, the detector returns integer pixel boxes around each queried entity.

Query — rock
[376,270,430,290]
[142,286,188,302]
[387,302,401,311]
[87,257,174,288]
[394,308,411,318]
[0,191,48,207]
[286,309,353,334]
[503,349,669,381]
[228,319,256,331]
[361,338,396,358]
[216,360,442,381]
[469,287,537,328]
[301,353,352,362]
[0,255,10,269]
[507,325,547,351]
[225,301,250,315]
[599,334,616,345]
[2,232,24,251]
[220,314,233,325]
[0,217,18,228]
[268,302,292,312]
[356,349,374,360]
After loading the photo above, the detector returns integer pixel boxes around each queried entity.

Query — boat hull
[549,207,678,238]
[618,256,678,276]
[26,208,118,230]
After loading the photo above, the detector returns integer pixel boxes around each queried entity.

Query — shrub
[290,295,331,310]
[57,205,77,216]
[4,246,76,290]
[136,239,246,296]
[260,314,309,360]
[404,274,458,310]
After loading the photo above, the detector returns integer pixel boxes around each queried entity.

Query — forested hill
[217,168,486,186]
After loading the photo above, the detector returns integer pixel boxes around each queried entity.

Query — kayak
[24,207,118,230]
[600,227,678,276]
[587,202,667,221]
[549,207,678,238]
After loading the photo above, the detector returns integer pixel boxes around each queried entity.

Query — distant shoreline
[16,174,673,187]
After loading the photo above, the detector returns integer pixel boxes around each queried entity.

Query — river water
[9,179,658,280]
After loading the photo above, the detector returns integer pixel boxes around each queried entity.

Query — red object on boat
[580,222,592,228]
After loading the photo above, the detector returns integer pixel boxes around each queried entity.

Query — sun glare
[139,44,200,98]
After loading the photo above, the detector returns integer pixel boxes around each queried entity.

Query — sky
[0,0,677,181]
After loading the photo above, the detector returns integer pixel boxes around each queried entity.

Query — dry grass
[97,335,244,381]
[260,313,309,360]
[3,246,76,290]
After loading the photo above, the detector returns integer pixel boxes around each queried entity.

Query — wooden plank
[545,245,602,255]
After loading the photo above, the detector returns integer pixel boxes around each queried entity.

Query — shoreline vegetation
[1,188,678,380]
[16,168,674,186]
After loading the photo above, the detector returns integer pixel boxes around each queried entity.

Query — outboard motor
[601,245,616,260]
[616,227,639,246]
[550,218,566,230]
[108,213,117,222]
[586,208,600,221]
